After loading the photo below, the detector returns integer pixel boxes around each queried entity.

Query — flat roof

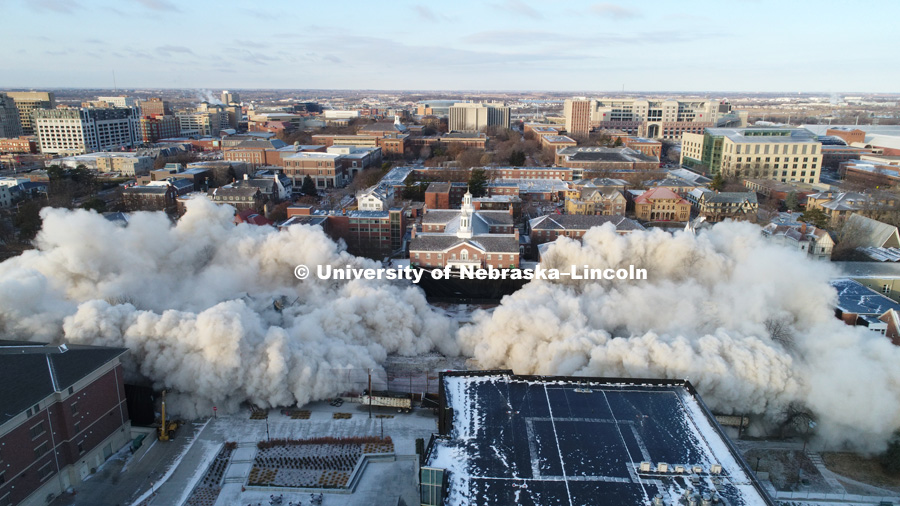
[428,372,773,506]
[831,278,900,315]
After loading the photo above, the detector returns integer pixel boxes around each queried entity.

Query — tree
[613,136,624,147]
[81,198,107,213]
[508,150,526,167]
[709,173,725,191]
[300,175,317,196]
[799,208,829,229]
[785,192,800,212]
[880,431,900,473]
[14,200,45,241]
[46,165,65,181]
[468,168,488,197]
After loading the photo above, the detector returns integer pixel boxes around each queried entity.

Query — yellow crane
[158,390,178,441]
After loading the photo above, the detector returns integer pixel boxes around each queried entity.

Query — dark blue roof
[428,373,773,506]
[831,278,900,315]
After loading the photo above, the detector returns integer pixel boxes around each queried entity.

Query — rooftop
[427,372,773,506]
[0,341,126,425]
[831,278,900,316]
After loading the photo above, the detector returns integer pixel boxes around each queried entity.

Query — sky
[0,0,897,92]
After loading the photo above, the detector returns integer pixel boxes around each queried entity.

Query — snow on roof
[427,373,774,506]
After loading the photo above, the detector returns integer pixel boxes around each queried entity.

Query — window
[30,421,46,439]
[74,421,81,434]
[68,386,74,395]
[34,441,49,459]
[38,462,53,481]
[71,403,79,416]
[77,442,85,455]
[883,284,891,295]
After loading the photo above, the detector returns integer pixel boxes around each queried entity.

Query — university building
[0,341,130,506]
[33,108,140,156]
[564,98,744,139]
[681,127,823,184]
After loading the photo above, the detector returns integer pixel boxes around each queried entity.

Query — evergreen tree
[468,168,488,197]
[301,175,317,196]
[709,173,725,191]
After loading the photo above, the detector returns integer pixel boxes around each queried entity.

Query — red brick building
[410,192,520,269]
[826,127,866,145]
[424,182,468,209]
[0,136,37,154]
[138,115,179,144]
[528,214,644,245]
[0,342,130,506]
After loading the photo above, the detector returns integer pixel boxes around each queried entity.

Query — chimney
[800,222,808,234]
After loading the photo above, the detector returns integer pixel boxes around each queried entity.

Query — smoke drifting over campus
[0,199,457,417]
[1,203,899,449]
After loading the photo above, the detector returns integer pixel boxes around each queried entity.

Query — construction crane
[158,390,178,441]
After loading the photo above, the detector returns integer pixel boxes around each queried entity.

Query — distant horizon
[2,0,897,92]
[1,87,898,97]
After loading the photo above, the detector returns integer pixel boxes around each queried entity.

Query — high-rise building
[177,110,223,137]
[98,96,138,108]
[563,99,591,137]
[221,90,240,105]
[33,107,140,155]
[563,97,744,140]
[681,127,823,184]
[139,115,180,143]
[139,97,171,116]
[0,93,23,138]
[6,91,56,135]
[448,102,510,132]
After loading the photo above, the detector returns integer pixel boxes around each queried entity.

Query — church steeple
[457,188,474,239]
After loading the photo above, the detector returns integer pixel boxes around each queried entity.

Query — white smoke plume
[0,198,457,417]
[2,201,899,450]
[459,222,900,451]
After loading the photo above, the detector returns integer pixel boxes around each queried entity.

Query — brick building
[633,187,691,222]
[0,137,37,154]
[0,341,130,506]
[528,214,644,245]
[410,191,519,269]
[138,115,179,144]
[555,146,660,176]
[826,127,866,145]
[223,139,289,169]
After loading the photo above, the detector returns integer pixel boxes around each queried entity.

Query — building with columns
[409,190,520,269]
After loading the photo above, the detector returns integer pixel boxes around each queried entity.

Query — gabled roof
[0,342,126,425]
[846,213,900,248]
[529,214,644,232]
[409,235,519,253]
[633,187,688,204]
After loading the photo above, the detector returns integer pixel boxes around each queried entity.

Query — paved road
[50,423,204,506]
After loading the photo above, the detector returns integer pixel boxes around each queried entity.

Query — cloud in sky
[156,45,195,57]
[413,5,450,22]
[134,0,180,12]
[590,2,640,19]
[491,0,540,19]
[30,0,80,13]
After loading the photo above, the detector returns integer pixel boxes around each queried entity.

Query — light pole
[265,412,270,441]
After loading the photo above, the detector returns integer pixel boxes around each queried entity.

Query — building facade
[682,127,823,184]
[448,103,510,132]
[6,92,56,136]
[33,108,139,156]
[0,93,23,138]
[138,115,179,144]
[563,99,591,137]
[564,98,742,140]
[0,342,130,506]
[633,187,691,222]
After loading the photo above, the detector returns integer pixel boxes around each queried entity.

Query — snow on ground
[129,418,211,506]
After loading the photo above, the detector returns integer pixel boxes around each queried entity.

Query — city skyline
[1,0,897,92]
